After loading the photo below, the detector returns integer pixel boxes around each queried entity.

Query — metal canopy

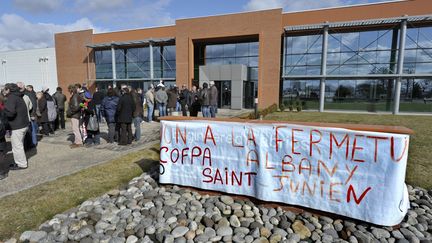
[87,37,175,48]
[284,15,432,32]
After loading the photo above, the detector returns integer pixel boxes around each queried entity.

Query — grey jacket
[155,89,168,104]
[53,91,67,110]
[209,85,218,106]
[200,88,210,106]
[145,90,154,105]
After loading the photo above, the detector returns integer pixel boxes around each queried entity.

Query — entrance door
[214,81,231,108]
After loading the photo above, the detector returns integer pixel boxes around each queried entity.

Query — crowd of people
[0,80,219,180]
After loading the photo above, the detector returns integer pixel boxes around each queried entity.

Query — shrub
[279,103,286,112]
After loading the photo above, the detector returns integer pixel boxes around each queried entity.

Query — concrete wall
[0,48,58,92]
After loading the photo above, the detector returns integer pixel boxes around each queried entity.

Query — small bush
[279,103,286,112]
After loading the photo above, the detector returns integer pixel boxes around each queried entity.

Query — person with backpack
[200,82,210,117]
[4,83,30,170]
[42,87,57,135]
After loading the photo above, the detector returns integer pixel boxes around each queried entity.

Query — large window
[205,42,259,81]
[281,80,320,110]
[95,50,113,79]
[284,34,322,76]
[325,79,394,112]
[204,41,259,108]
[404,27,432,74]
[400,79,432,112]
[94,44,176,80]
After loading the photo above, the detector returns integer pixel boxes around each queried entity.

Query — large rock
[292,220,311,239]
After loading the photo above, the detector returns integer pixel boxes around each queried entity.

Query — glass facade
[204,41,259,108]
[282,23,432,113]
[94,44,176,80]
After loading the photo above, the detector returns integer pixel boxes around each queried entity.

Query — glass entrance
[214,81,231,108]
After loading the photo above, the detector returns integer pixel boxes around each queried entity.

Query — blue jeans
[30,120,38,146]
[133,116,142,141]
[201,106,210,117]
[147,103,154,122]
[95,104,101,122]
[210,105,217,118]
[158,103,166,117]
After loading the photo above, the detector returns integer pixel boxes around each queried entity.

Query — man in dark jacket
[4,83,29,169]
[101,88,119,143]
[92,86,105,122]
[209,81,218,118]
[53,87,66,130]
[179,85,190,116]
[68,84,83,148]
[116,86,135,145]
[25,85,38,147]
[167,86,178,116]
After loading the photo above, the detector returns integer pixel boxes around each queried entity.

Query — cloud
[244,0,370,12]
[74,0,175,30]
[13,0,64,13]
[0,14,104,51]
[75,0,133,13]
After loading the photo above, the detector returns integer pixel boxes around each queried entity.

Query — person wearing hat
[68,83,83,148]
[3,83,30,170]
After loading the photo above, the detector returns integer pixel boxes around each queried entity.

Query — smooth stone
[292,220,311,239]
[126,235,138,243]
[29,231,47,242]
[230,215,241,228]
[221,196,234,205]
[204,227,216,238]
[269,234,282,243]
[172,226,189,238]
[260,227,271,238]
[372,228,391,239]
[217,226,233,237]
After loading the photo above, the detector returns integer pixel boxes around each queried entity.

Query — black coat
[116,93,135,123]
[68,93,82,119]
[37,97,49,123]
[4,91,29,130]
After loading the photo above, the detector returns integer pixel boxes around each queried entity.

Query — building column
[111,45,117,88]
[149,42,154,81]
[393,19,407,115]
[319,25,329,112]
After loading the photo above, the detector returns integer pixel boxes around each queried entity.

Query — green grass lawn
[265,111,432,190]
[0,144,160,241]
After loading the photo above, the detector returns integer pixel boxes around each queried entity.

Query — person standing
[4,83,30,170]
[188,85,200,117]
[145,85,155,122]
[68,84,83,148]
[101,88,119,143]
[131,88,143,141]
[155,85,168,117]
[209,81,218,118]
[42,87,56,134]
[17,82,33,151]
[167,86,178,116]
[179,85,190,116]
[36,92,50,136]
[200,83,210,117]
[25,85,38,147]
[0,95,9,179]
[52,87,66,130]
[116,86,135,145]
[92,86,104,122]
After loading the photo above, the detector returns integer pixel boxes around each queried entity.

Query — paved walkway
[0,122,160,199]
[0,109,250,199]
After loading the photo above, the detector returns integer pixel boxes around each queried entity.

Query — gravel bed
[11,167,432,243]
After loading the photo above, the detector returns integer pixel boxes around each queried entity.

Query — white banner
[159,120,410,226]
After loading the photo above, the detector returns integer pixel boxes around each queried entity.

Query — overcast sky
[0,0,386,51]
